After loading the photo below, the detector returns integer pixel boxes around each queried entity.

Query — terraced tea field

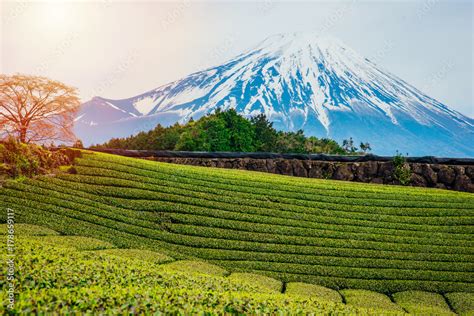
[1,151,473,314]
[1,224,472,315]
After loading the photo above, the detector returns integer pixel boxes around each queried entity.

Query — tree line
[92,109,372,155]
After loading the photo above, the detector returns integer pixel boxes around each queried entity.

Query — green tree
[392,151,411,185]
[203,116,231,151]
[221,109,255,152]
[359,142,372,153]
[275,130,306,153]
[153,124,183,150]
[342,137,358,153]
[175,121,206,151]
[95,109,351,155]
[251,114,278,152]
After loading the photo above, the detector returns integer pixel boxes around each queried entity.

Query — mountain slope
[76,33,474,156]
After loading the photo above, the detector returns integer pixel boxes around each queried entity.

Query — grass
[0,150,473,313]
[392,290,456,315]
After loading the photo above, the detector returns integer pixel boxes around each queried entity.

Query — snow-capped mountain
[76,33,474,157]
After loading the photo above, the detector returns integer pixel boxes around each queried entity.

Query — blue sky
[1,0,473,117]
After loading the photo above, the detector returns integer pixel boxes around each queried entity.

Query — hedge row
[5,189,473,262]
[35,177,473,240]
[444,292,474,315]
[76,158,474,209]
[2,215,471,294]
[0,223,59,236]
[90,249,174,265]
[167,212,471,248]
[285,282,342,303]
[340,289,403,312]
[3,193,472,281]
[66,167,474,220]
[2,186,165,232]
[207,260,472,283]
[83,153,473,199]
[216,268,474,293]
[5,189,471,262]
[392,291,455,315]
[38,176,474,234]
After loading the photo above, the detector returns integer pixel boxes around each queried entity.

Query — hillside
[3,225,473,314]
[1,151,474,313]
[76,33,474,157]
[0,225,411,314]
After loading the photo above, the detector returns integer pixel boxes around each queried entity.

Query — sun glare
[38,2,73,29]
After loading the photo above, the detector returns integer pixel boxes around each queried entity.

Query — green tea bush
[392,291,455,315]
[90,249,174,264]
[340,289,403,311]
[444,292,474,315]
[83,152,471,199]
[0,223,59,236]
[285,282,342,303]
[228,273,282,293]
[29,235,115,250]
[160,260,229,277]
[60,168,474,223]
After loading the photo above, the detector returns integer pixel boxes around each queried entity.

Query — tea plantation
[1,151,473,314]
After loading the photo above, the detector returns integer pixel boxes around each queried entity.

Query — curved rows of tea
[1,228,471,315]
[0,236,372,314]
[1,152,473,296]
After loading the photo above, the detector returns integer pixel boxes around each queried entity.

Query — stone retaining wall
[148,157,474,192]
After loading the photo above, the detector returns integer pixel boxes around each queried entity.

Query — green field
[0,227,405,315]
[1,151,473,314]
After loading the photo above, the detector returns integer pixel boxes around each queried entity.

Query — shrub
[29,236,115,251]
[340,289,403,311]
[0,223,59,236]
[392,151,411,185]
[392,291,455,315]
[228,273,282,293]
[285,282,342,303]
[444,292,474,315]
[160,260,229,277]
[0,138,75,178]
[90,249,174,264]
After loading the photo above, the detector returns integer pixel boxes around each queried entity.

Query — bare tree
[0,74,80,143]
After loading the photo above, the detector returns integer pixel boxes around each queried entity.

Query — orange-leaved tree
[0,74,80,143]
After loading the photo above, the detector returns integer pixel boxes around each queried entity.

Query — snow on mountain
[75,33,474,157]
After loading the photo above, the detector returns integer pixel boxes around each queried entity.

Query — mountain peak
[253,32,348,55]
[76,34,474,157]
